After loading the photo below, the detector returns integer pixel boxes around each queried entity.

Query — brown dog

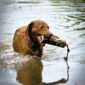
[13,20,52,57]
[13,20,66,58]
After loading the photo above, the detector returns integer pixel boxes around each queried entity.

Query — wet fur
[13,20,50,57]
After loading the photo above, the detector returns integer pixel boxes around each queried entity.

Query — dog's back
[13,26,43,57]
[13,26,29,54]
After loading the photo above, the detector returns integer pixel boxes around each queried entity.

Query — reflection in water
[16,58,69,85]
[16,58,43,85]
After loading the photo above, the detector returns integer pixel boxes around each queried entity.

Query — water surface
[0,0,85,85]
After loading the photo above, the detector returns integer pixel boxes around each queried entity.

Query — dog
[13,20,66,58]
[13,20,53,57]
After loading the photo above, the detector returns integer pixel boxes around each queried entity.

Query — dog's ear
[27,21,34,36]
[27,21,34,35]
[27,22,40,52]
[28,22,34,29]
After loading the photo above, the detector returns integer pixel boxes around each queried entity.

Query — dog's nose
[44,31,52,38]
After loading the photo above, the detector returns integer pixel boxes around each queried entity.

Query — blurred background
[0,0,85,85]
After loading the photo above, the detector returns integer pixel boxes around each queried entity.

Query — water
[0,0,85,85]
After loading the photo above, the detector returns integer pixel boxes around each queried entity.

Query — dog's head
[29,20,52,37]
[28,20,52,46]
[27,20,66,51]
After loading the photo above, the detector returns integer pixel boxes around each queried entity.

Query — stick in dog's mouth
[42,34,67,48]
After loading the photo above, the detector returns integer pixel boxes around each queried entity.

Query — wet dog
[13,20,66,57]
[13,20,53,57]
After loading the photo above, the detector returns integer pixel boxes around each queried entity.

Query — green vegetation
[0,42,9,52]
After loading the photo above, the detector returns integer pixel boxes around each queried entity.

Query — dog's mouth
[37,36,45,46]
[37,34,67,48]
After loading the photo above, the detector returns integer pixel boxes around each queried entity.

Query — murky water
[0,0,85,85]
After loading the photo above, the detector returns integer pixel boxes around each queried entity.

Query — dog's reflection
[16,58,69,85]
